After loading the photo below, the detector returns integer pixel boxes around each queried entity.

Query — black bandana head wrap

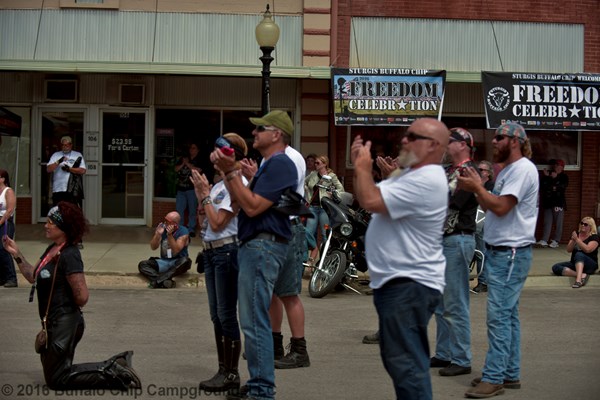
[47,206,67,232]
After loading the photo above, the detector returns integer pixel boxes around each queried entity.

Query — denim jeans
[274,222,307,297]
[482,246,532,384]
[238,238,288,400]
[0,220,17,283]
[551,251,598,276]
[475,229,488,285]
[176,189,198,232]
[434,234,475,367]
[542,207,564,243]
[374,278,441,400]
[305,206,329,250]
[204,242,240,340]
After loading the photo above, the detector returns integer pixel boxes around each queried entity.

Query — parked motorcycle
[308,176,371,298]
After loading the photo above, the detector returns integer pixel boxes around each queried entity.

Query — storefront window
[154,109,267,198]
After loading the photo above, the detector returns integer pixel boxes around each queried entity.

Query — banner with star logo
[482,71,600,130]
[332,68,446,126]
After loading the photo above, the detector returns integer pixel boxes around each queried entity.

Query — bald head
[401,118,449,168]
[166,211,181,224]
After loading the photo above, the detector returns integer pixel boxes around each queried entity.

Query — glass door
[100,111,147,224]
[39,110,85,220]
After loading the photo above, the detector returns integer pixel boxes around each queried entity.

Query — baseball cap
[449,127,474,148]
[551,159,565,167]
[495,123,527,142]
[249,110,294,136]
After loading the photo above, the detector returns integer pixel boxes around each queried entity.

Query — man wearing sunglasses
[351,118,450,400]
[431,128,479,378]
[459,123,539,399]
[211,110,297,400]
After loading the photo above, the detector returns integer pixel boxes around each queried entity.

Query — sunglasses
[405,131,435,142]
[256,125,279,133]
[493,135,509,142]
[580,222,589,227]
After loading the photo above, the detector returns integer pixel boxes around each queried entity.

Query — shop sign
[482,71,600,130]
[332,68,446,126]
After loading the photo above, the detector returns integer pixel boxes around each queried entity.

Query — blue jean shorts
[273,222,307,297]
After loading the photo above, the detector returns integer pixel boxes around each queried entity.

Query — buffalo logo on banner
[332,68,446,126]
[482,71,600,131]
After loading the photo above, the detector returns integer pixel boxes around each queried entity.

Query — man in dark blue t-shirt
[210,110,296,400]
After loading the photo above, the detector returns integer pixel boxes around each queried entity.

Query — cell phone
[220,146,235,156]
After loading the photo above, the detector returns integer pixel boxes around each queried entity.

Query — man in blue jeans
[459,123,539,398]
[213,110,297,400]
[351,118,450,400]
[431,127,479,377]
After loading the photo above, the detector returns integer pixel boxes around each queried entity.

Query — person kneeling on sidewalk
[138,211,192,288]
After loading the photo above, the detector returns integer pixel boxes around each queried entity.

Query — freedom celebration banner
[332,68,446,126]
[482,71,600,130]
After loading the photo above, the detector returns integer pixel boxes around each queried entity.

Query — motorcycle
[308,176,371,298]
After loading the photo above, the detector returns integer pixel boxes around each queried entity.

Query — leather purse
[34,254,59,354]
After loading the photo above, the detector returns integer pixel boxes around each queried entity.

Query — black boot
[199,334,225,391]
[274,337,310,369]
[105,359,142,390]
[273,332,284,361]
[201,337,240,393]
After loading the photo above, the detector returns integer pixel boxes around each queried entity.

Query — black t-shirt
[176,155,202,191]
[444,160,479,235]
[36,244,83,320]
[571,234,600,264]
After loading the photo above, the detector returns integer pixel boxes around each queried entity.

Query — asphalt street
[1,286,599,400]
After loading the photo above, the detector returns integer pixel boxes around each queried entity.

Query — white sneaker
[549,240,559,248]
[536,240,548,247]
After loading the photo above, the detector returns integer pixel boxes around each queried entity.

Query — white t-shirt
[366,165,448,293]
[48,150,86,193]
[483,157,539,247]
[285,146,306,197]
[203,177,248,242]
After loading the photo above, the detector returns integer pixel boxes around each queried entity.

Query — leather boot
[273,332,284,361]
[201,337,240,393]
[105,359,142,390]
[274,337,310,369]
[199,334,225,391]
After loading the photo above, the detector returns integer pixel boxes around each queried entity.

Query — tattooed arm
[67,273,89,307]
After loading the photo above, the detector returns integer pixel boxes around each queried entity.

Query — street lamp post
[255,4,280,115]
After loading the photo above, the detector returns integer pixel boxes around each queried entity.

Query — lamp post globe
[255,4,280,115]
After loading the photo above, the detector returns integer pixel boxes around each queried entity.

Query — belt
[291,217,302,225]
[246,232,289,245]
[204,235,238,250]
[485,243,531,252]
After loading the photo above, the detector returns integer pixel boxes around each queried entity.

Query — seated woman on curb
[551,216,599,288]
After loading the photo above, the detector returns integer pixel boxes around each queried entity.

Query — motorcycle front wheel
[309,250,347,298]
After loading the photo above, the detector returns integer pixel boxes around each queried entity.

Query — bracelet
[201,196,213,206]
[226,170,240,182]
[14,256,23,264]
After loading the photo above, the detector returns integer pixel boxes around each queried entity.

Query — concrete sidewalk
[8,224,595,289]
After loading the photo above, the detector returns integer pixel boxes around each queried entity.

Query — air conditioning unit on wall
[119,84,145,105]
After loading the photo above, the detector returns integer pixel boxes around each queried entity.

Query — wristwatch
[14,256,23,264]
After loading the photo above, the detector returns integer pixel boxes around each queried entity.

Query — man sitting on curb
[138,211,192,288]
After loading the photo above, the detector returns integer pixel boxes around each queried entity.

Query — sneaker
[362,332,380,344]
[549,240,559,248]
[536,240,548,247]
[472,282,487,293]
[430,357,451,368]
[439,363,472,376]
[3,281,18,288]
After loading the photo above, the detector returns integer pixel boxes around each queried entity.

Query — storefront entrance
[37,107,149,225]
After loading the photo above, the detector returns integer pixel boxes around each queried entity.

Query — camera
[61,165,70,172]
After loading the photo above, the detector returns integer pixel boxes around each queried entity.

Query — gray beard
[397,150,419,168]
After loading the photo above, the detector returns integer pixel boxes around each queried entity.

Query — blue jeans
[475,229,488,285]
[374,278,441,400]
[482,246,532,384]
[176,189,198,232]
[0,220,17,284]
[305,206,329,250]
[274,222,307,297]
[238,238,288,400]
[434,234,475,367]
[204,242,240,340]
[552,252,598,276]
